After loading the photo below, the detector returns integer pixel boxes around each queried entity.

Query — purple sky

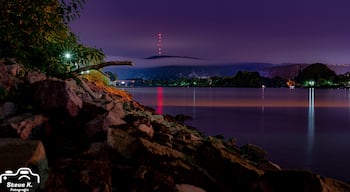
[70,0,350,66]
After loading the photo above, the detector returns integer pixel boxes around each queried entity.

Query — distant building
[114,79,136,87]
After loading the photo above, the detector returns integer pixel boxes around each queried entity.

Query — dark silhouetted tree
[296,63,337,87]
[234,71,262,87]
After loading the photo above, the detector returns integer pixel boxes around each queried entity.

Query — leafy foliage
[82,70,110,86]
[338,72,350,87]
[209,71,262,87]
[60,0,88,23]
[0,0,104,77]
[105,71,118,81]
[233,71,261,87]
[296,63,337,87]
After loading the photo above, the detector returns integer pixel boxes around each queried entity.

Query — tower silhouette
[157,33,162,56]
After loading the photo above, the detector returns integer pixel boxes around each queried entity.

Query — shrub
[82,70,110,86]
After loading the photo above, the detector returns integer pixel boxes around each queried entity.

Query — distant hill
[104,62,350,80]
[328,64,350,75]
[266,64,350,79]
[104,63,275,80]
[267,64,306,79]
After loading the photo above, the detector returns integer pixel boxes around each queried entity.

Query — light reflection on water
[156,87,163,114]
[124,87,350,181]
[307,88,315,168]
[128,87,349,108]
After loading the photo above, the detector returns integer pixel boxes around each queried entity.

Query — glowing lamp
[64,52,72,59]
[309,80,315,86]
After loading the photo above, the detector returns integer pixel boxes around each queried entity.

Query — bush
[82,70,110,86]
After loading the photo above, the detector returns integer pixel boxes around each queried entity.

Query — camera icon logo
[0,167,40,191]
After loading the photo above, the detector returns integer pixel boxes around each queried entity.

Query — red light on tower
[157,33,162,56]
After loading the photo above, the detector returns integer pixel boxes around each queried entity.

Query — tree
[105,71,118,81]
[296,63,337,87]
[0,0,104,76]
[234,71,262,87]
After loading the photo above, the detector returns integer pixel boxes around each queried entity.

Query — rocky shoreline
[1,61,350,191]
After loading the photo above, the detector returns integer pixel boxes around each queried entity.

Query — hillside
[105,63,350,80]
[104,63,275,80]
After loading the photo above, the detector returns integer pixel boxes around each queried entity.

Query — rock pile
[1,60,350,191]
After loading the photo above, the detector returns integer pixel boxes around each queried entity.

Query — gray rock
[83,142,107,156]
[107,128,137,159]
[26,70,46,84]
[6,113,48,139]
[6,63,25,77]
[111,101,126,119]
[156,133,174,144]
[257,160,281,172]
[174,184,207,192]
[0,102,17,119]
[0,60,12,93]
[240,143,267,161]
[0,138,48,190]
[138,124,154,138]
[31,79,82,117]
[195,140,264,191]
[85,111,126,138]
[44,159,111,192]
[259,170,350,192]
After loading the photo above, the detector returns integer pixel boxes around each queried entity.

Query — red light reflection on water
[156,87,163,114]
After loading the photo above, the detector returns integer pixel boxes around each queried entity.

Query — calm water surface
[124,87,350,181]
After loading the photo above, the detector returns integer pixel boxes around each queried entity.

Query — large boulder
[257,159,281,172]
[81,99,125,120]
[6,63,25,77]
[259,170,350,192]
[174,184,207,192]
[0,60,13,94]
[44,159,111,192]
[195,139,264,191]
[0,138,48,190]
[138,124,154,138]
[31,79,83,117]
[26,70,46,84]
[85,111,125,138]
[108,136,221,191]
[241,143,267,161]
[4,113,49,140]
[107,128,137,159]
[0,138,47,171]
[0,101,17,119]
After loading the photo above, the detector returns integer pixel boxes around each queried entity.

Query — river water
[123,87,350,182]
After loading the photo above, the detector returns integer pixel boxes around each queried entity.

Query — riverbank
[1,61,350,191]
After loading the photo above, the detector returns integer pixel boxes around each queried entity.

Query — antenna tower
[157,33,162,55]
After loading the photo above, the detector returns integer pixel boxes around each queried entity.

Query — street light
[309,80,315,87]
[61,51,75,71]
[64,52,72,59]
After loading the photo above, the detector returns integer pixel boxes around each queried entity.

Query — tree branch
[69,60,133,77]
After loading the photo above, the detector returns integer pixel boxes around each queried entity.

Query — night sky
[70,0,350,66]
